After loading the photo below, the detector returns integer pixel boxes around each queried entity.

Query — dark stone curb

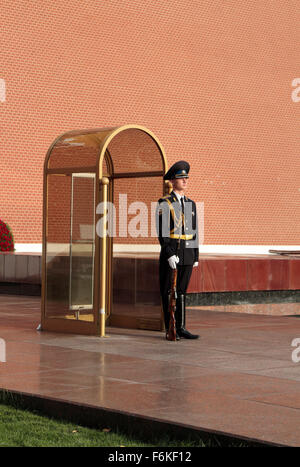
[0,388,282,447]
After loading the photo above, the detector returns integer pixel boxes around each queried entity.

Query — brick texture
[1,0,299,244]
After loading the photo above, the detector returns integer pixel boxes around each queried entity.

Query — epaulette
[158,195,172,203]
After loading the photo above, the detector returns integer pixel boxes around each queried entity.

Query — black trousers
[159,259,193,329]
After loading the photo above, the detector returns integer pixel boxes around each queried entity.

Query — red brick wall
[1,1,299,244]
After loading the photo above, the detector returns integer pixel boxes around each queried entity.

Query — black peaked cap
[163,160,190,180]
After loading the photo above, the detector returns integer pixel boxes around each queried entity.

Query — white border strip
[198,245,300,255]
[15,244,43,253]
[15,243,300,255]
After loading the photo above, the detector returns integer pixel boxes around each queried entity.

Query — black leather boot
[176,294,199,339]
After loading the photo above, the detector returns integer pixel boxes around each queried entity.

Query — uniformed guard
[156,160,199,340]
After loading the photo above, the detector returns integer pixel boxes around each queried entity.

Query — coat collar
[171,191,187,203]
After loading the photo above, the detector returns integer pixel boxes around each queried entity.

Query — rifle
[166,239,180,341]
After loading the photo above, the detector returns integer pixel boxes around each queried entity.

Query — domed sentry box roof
[41,125,168,336]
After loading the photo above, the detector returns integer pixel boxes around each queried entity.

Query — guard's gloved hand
[193,262,199,267]
[168,255,179,269]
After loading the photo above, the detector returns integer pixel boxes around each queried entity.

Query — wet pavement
[0,295,300,446]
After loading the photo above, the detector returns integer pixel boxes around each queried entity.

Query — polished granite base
[1,252,300,313]
[1,295,300,446]
[187,289,300,307]
[188,254,300,293]
[2,252,300,295]
[0,282,41,296]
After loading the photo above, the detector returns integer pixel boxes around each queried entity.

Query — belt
[170,234,193,240]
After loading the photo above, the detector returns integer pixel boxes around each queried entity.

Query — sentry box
[41,125,169,336]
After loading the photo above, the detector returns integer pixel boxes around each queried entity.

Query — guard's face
[172,177,188,191]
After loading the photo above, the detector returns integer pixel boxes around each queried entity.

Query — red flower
[0,220,14,251]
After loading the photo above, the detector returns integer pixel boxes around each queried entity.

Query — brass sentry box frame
[41,125,168,336]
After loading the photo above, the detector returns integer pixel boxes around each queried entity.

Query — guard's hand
[193,262,199,267]
[168,255,179,269]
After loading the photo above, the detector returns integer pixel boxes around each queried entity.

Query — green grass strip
[0,390,258,447]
